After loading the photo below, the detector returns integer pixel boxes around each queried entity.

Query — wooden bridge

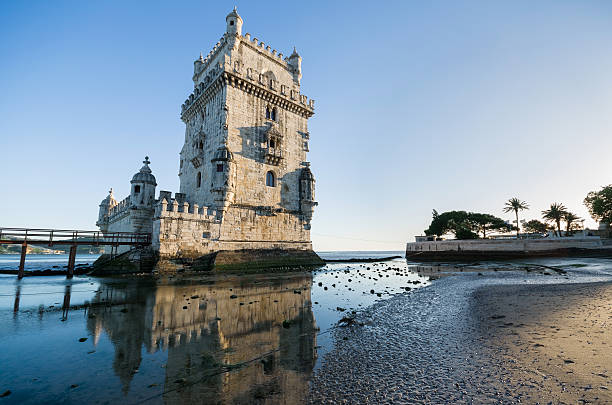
[0,228,151,279]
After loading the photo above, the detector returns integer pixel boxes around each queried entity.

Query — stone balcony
[265,147,283,165]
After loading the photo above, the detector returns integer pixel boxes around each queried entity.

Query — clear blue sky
[1,1,612,251]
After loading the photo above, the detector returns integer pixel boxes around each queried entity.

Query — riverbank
[308,258,612,403]
[474,281,612,403]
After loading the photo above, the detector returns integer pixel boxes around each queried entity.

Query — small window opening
[230,20,234,26]
[266,171,275,187]
[265,106,271,120]
[216,163,224,172]
[180,160,183,168]
[197,172,201,188]
[134,185,141,194]
[198,141,203,150]
[271,107,277,121]
[269,139,276,149]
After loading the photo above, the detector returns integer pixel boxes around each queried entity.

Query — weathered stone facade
[96,9,317,260]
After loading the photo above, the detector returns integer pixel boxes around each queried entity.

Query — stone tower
[98,9,319,264]
[178,8,317,230]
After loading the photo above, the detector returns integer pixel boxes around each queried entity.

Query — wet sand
[308,262,612,403]
[475,282,612,404]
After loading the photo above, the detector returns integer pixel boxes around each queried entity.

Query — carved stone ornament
[191,156,202,168]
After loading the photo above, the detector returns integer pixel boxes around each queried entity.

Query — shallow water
[0,251,431,404]
[0,254,100,272]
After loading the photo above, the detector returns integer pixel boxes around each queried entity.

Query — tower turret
[130,156,157,208]
[210,146,236,216]
[97,188,117,229]
[226,7,243,36]
[287,47,302,85]
[299,163,317,229]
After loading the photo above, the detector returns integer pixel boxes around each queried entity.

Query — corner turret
[287,47,302,85]
[97,188,117,229]
[130,156,157,208]
[299,163,317,229]
[210,146,236,216]
[226,7,243,36]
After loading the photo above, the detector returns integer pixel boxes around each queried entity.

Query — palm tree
[542,203,568,236]
[563,212,581,235]
[503,198,529,238]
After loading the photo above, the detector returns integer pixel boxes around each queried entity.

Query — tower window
[265,106,271,120]
[198,141,203,150]
[230,20,234,26]
[216,163,224,172]
[266,171,276,187]
[271,107,277,121]
[197,172,201,188]
[134,185,141,194]
[269,139,275,149]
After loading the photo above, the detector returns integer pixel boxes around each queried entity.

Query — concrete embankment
[406,238,612,261]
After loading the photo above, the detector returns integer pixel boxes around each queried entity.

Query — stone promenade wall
[406,238,604,254]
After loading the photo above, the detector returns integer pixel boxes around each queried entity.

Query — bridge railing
[0,228,151,246]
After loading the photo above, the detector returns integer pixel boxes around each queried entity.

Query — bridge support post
[18,243,27,279]
[67,245,77,279]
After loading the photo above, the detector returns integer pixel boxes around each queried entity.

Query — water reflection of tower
[87,281,152,394]
[87,275,317,403]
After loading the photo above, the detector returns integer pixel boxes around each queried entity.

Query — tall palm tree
[503,198,529,238]
[542,203,567,236]
[563,212,581,235]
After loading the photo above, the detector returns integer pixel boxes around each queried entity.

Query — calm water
[0,251,431,404]
[0,254,101,271]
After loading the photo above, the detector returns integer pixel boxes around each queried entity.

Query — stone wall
[152,197,311,258]
[406,238,605,253]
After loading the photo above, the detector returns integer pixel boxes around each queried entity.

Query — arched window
[198,141,203,150]
[134,185,141,194]
[197,172,201,188]
[266,171,275,187]
[271,107,277,121]
[265,106,271,120]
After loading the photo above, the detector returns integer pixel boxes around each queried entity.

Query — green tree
[542,203,568,236]
[424,210,470,238]
[584,185,612,226]
[503,198,529,238]
[469,213,513,238]
[563,212,581,235]
[424,210,511,239]
[523,219,549,234]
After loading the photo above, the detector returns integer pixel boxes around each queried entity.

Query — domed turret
[211,145,236,215]
[299,163,317,229]
[130,156,157,208]
[97,188,117,227]
[288,47,302,84]
[226,7,243,36]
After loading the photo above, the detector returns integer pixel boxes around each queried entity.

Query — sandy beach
[475,281,612,403]
[308,260,612,403]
